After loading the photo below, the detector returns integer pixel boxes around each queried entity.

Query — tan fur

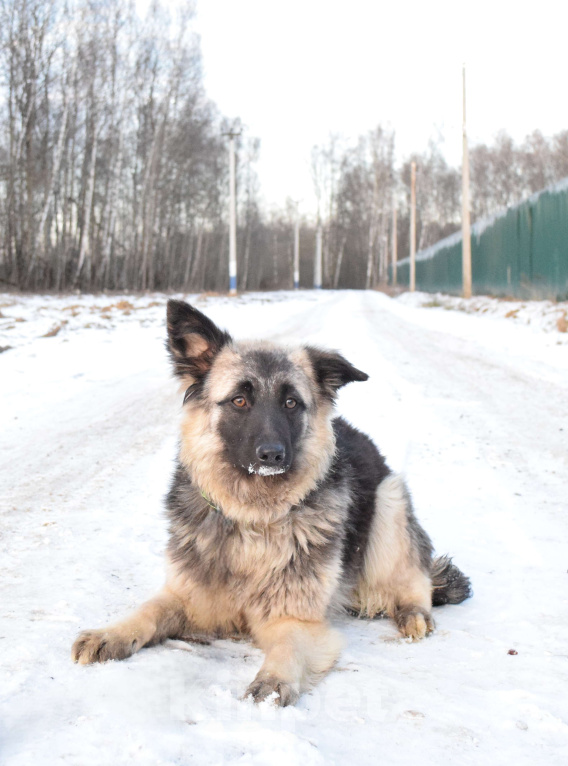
[72,473,349,679]
[71,589,187,664]
[353,473,433,638]
[182,334,210,358]
[72,506,347,681]
[166,484,350,630]
[245,617,344,703]
[165,562,249,635]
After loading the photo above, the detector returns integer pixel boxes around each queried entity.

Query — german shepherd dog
[72,300,471,706]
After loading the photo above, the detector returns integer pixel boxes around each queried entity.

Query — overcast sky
[192,0,566,216]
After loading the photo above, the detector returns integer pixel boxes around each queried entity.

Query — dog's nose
[256,443,286,465]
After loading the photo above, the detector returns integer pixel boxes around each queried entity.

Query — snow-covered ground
[1,289,567,765]
[397,290,568,335]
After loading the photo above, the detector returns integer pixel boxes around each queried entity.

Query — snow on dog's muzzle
[248,463,289,476]
[248,441,289,475]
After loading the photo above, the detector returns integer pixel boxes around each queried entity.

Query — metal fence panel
[394,178,568,300]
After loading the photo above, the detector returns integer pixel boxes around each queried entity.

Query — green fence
[394,177,568,300]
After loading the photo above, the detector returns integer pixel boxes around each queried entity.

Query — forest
[2,0,568,292]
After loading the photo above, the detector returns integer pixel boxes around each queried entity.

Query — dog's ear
[306,347,369,400]
[166,300,232,380]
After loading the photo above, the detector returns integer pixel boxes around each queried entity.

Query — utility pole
[410,161,416,292]
[292,200,300,289]
[392,204,398,287]
[462,64,472,299]
[223,130,241,295]
[314,225,323,289]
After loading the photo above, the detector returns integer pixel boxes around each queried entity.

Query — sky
[191,0,566,217]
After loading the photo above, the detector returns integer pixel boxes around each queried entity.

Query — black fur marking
[215,349,307,476]
[431,555,473,606]
[166,300,232,380]
[246,349,297,380]
[218,395,303,476]
[166,462,236,587]
[329,418,390,578]
[306,347,369,400]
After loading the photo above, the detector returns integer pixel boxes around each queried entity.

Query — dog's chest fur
[166,464,351,629]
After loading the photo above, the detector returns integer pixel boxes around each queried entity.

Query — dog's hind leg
[245,617,344,706]
[72,587,188,664]
[354,473,435,640]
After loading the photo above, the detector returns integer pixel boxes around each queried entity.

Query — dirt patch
[42,321,68,338]
[114,300,135,312]
[196,291,224,301]
[98,300,135,314]
[62,305,83,317]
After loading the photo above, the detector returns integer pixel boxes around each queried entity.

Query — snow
[249,465,287,476]
[1,289,567,765]
[396,290,568,335]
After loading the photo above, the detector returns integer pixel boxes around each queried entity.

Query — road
[1,290,567,765]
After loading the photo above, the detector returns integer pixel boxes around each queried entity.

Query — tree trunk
[333,236,346,289]
[74,128,98,286]
[26,88,70,286]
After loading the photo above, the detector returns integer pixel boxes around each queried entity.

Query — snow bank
[396,291,568,335]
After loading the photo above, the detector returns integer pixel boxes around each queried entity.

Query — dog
[72,299,471,706]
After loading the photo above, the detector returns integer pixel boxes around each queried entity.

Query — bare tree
[1,5,567,294]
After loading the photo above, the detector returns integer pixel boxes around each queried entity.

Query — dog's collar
[198,489,239,529]
[200,489,222,514]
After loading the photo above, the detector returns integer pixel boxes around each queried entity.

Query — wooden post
[392,204,397,286]
[462,64,472,298]
[410,161,416,292]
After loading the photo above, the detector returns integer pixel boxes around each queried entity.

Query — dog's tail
[431,555,472,606]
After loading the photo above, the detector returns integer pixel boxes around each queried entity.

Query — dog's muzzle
[247,442,289,476]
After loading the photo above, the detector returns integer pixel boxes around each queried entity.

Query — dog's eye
[285,398,297,409]
[232,396,247,408]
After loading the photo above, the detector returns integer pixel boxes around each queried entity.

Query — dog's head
[167,300,368,518]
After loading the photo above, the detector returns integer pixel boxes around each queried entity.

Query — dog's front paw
[71,628,137,665]
[245,673,300,707]
[396,607,435,641]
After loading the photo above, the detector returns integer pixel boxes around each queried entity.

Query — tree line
[1,0,567,292]
[310,127,568,289]
[0,0,267,292]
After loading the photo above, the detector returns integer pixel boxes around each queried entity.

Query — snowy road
[1,290,567,765]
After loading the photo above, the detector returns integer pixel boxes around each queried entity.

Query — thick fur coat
[72,300,471,706]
